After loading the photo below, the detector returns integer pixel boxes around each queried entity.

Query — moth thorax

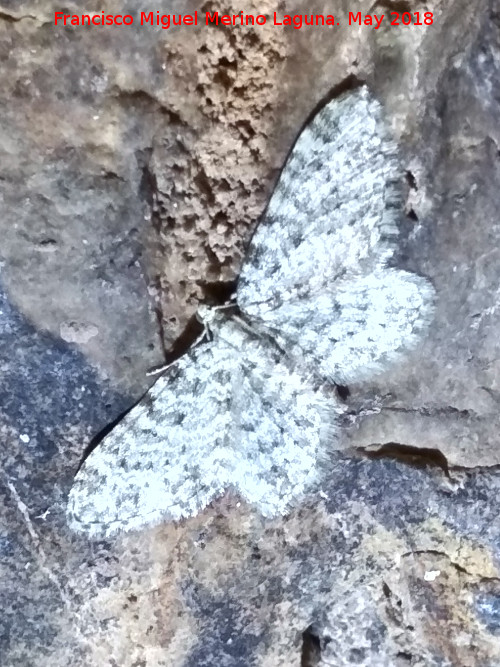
[196,305,226,330]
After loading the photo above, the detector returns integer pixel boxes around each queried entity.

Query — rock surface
[1,0,500,665]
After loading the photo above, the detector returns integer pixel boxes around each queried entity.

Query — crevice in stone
[138,148,171,360]
[357,442,450,476]
[0,11,39,23]
[449,462,500,473]
[110,87,176,119]
[341,404,476,428]
[301,624,322,667]
[153,292,170,363]
[162,312,205,362]
[372,0,414,12]
[382,405,473,418]
[137,148,156,206]
[197,278,238,306]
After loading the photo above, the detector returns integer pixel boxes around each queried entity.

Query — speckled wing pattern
[68,318,337,535]
[67,86,434,536]
[237,87,433,384]
[69,341,235,535]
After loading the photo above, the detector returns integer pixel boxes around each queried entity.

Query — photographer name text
[54,10,435,30]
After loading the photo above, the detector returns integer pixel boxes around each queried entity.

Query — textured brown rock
[1,0,500,666]
[144,0,289,343]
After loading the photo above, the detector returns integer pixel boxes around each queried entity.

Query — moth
[67,86,434,536]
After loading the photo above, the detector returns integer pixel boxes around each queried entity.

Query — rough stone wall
[1,0,500,666]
